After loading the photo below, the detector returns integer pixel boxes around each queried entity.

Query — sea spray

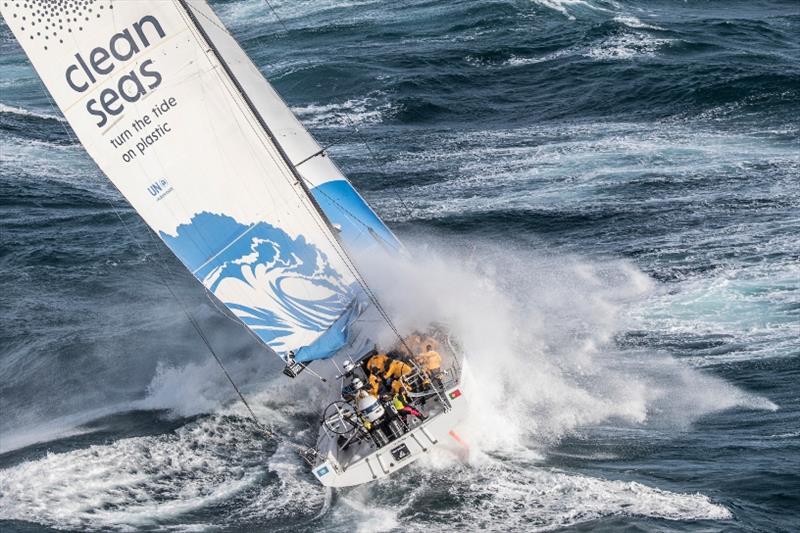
[362,237,776,456]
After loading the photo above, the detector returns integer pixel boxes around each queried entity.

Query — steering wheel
[322,400,359,436]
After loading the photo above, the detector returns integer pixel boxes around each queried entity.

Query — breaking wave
[292,94,394,128]
[0,102,65,122]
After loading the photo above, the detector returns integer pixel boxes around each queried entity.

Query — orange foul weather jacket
[367,353,389,374]
[384,359,413,381]
[383,359,415,394]
[367,373,381,396]
[416,350,442,372]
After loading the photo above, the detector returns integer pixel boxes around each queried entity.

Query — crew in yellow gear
[392,392,425,420]
[384,358,413,381]
[367,372,381,396]
[367,352,389,374]
[392,376,409,395]
[383,358,414,394]
[415,344,442,372]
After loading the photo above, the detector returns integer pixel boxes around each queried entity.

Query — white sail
[0,0,389,361]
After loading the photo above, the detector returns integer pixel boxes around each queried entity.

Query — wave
[501,30,673,66]
[532,0,615,21]
[2,412,729,532]
[332,455,731,531]
[584,31,673,60]
[0,414,324,531]
[0,102,65,122]
[292,94,394,128]
[365,121,798,223]
[613,15,664,31]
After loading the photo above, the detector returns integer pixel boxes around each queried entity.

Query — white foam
[614,15,664,30]
[0,402,137,454]
[371,121,798,224]
[218,0,383,26]
[505,47,575,66]
[444,460,733,529]
[0,102,65,122]
[228,441,328,523]
[532,0,613,21]
[327,457,731,531]
[503,29,670,66]
[584,31,672,60]
[292,94,393,128]
[359,239,778,456]
[634,262,799,368]
[0,416,273,530]
[341,492,401,533]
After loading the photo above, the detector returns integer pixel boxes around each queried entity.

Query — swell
[0,0,798,531]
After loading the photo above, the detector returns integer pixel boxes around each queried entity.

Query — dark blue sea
[1,0,798,531]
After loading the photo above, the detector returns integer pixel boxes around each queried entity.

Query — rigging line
[292,133,359,168]
[255,1,416,222]
[250,2,417,354]
[262,0,290,33]
[178,2,415,357]
[341,115,416,222]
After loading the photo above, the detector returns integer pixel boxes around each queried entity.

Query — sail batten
[0,0,395,361]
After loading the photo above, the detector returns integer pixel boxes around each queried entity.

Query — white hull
[311,372,469,487]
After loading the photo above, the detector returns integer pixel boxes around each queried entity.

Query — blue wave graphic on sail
[160,212,360,359]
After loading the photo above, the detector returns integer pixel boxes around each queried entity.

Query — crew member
[340,360,357,400]
[393,392,426,421]
[367,352,389,374]
[415,344,442,374]
[352,377,389,445]
[402,333,423,355]
[366,371,382,396]
[384,357,414,394]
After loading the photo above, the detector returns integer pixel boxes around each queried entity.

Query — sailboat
[0,0,467,486]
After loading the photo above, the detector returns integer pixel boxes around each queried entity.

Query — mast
[175,0,408,356]
[175,1,404,258]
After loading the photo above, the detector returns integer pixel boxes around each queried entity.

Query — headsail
[0,0,395,362]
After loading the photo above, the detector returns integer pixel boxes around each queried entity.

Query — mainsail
[1,0,400,362]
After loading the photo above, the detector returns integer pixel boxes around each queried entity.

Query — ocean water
[1,0,798,531]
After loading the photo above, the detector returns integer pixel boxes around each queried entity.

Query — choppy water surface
[1,1,798,531]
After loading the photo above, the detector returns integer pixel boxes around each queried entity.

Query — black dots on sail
[5,0,112,51]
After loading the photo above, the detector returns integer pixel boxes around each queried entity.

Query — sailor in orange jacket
[366,372,382,396]
[367,352,389,375]
[415,344,442,373]
[384,358,413,380]
[383,358,414,394]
